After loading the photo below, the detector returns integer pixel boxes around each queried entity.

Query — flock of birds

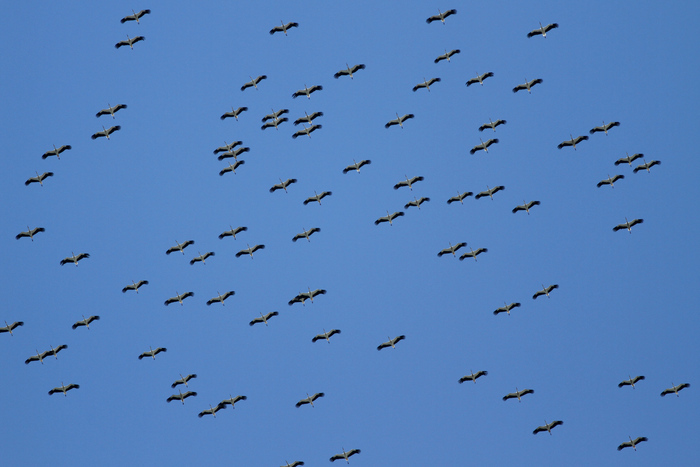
[8,5,686,465]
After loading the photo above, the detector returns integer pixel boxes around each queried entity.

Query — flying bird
[206,291,235,306]
[219,226,247,240]
[219,160,245,176]
[219,395,247,408]
[48,383,79,396]
[294,111,324,126]
[394,175,424,190]
[512,78,543,93]
[385,113,415,129]
[503,388,535,402]
[96,104,127,119]
[220,107,248,121]
[470,138,499,154]
[241,75,267,91]
[413,77,441,92]
[25,172,54,186]
[261,117,288,130]
[270,178,297,193]
[466,72,494,87]
[615,152,644,166]
[557,134,589,150]
[590,121,620,135]
[270,21,298,35]
[660,383,690,397]
[44,344,68,359]
[293,228,321,243]
[249,311,279,326]
[334,63,366,79]
[72,315,100,330]
[475,185,505,200]
[292,124,322,139]
[295,392,325,408]
[404,197,430,209]
[377,335,405,350]
[343,159,371,173]
[216,146,249,161]
[447,191,473,204]
[426,8,457,24]
[120,9,150,24]
[60,252,90,266]
[435,49,461,63]
[122,280,149,293]
[304,191,332,205]
[312,329,341,343]
[459,370,488,384]
[172,374,197,388]
[618,375,645,389]
[437,242,467,257]
[478,119,506,132]
[198,403,226,418]
[213,141,243,154]
[164,291,194,306]
[190,251,214,265]
[138,347,167,360]
[91,125,121,140]
[493,302,521,316]
[25,350,51,365]
[512,200,540,214]
[236,244,265,258]
[115,35,145,49]
[0,321,24,336]
[42,144,72,159]
[16,226,45,241]
[166,240,194,255]
[613,218,644,233]
[288,288,327,306]
[374,211,405,226]
[167,390,198,405]
[262,109,289,122]
[633,160,661,173]
[527,22,559,38]
[533,284,559,299]
[459,247,488,262]
[292,84,323,99]
[533,420,563,435]
[618,436,648,451]
[330,448,361,463]
[281,462,304,467]
[597,174,625,188]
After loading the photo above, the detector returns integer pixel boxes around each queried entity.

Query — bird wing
[544,23,559,32]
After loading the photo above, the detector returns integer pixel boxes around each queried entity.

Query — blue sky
[3,1,699,465]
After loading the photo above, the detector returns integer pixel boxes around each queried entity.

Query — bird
[171,374,198,388]
[466,72,494,87]
[198,403,226,418]
[220,107,248,121]
[91,125,121,140]
[493,302,521,316]
[512,78,543,93]
[447,191,473,204]
[293,228,321,242]
[503,388,535,402]
[241,75,267,91]
[292,84,323,99]
[470,138,499,154]
[334,63,366,79]
[618,376,645,389]
[42,144,72,159]
[478,119,506,132]
[557,134,589,150]
[164,291,194,306]
[213,141,243,154]
[527,22,559,38]
[219,395,247,408]
[72,315,100,330]
[660,383,690,397]
[304,191,332,205]
[249,311,279,326]
[533,420,563,435]
[0,321,24,336]
[270,178,297,193]
[413,77,441,92]
[590,121,621,135]
[122,280,149,293]
[597,174,625,188]
[206,291,235,306]
[216,146,249,161]
[294,111,324,126]
[312,329,341,343]
[115,35,145,49]
[633,160,661,173]
[613,218,644,233]
[166,240,194,255]
[330,448,361,463]
[48,383,79,396]
[512,200,541,214]
[16,226,45,241]
[262,108,289,122]
[343,159,371,173]
[459,370,488,384]
[292,124,322,139]
[25,349,51,365]
[377,335,405,350]
[167,390,198,405]
[281,462,304,467]
[296,392,325,408]
[219,226,247,240]
[533,284,559,299]
[374,211,405,226]
[405,197,430,209]
[25,171,54,187]
[426,8,457,24]
[288,288,327,306]
[44,344,68,359]
[437,242,467,257]
[475,185,505,200]
[615,152,644,166]
[270,21,298,35]
[459,247,488,262]
[261,117,288,130]
[385,113,415,129]
[190,251,214,265]
[236,244,265,258]
[96,104,127,119]
[435,48,462,65]
[219,160,246,176]
[120,9,150,24]
[60,252,90,266]
[394,175,424,190]
[138,347,167,360]
[618,436,648,451]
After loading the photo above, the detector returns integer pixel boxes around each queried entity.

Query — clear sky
[2,1,699,466]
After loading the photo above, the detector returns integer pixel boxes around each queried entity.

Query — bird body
[219,226,247,240]
[121,9,150,24]
[513,78,543,93]
[122,280,149,293]
[172,374,198,388]
[375,211,405,226]
[219,160,245,176]
[270,178,297,193]
[292,124,322,139]
[613,218,644,233]
[164,291,194,306]
[270,21,298,35]
[206,291,235,306]
[236,244,265,258]
[25,172,54,187]
[249,311,279,326]
[475,185,505,200]
[590,121,620,135]
[394,175,424,190]
[295,392,324,408]
[385,113,415,129]
[437,242,467,257]
[470,138,499,154]
[72,315,100,330]
[467,72,494,87]
[377,335,405,350]
[618,436,648,451]
[138,347,167,360]
[166,240,194,255]
[293,228,321,242]
[557,134,589,150]
[221,107,248,120]
[42,145,72,159]
[533,284,559,300]
[459,247,488,261]
[96,104,127,119]
[618,375,645,389]
[533,420,563,435]
[334,63,366,79]
[343,159,371,173]
[413,77,441,92]
[459,370,488,384]
[60,252,90,266]
[312,329,341,343]
[527,22,559,38]
[16,226,45,241]
[493,302,521,316]
[503,388,534,402]
[241,75,267,91]
[512,200,540,214]
[190,251,215,265]
[167,390,198,404]
[115,35,144,49]
[0,321,24,336]
[292,84,323,99]
[660,383,690,397]
[48,383,79,396]
[435,49,460,63]
[633,160,661,173]
[91,125,121,140]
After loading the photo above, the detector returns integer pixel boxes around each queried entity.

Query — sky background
[2,1,699,465]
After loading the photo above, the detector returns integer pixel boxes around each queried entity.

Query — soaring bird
[618,376,645,389]
[190,251,214,265]
[590,121,620,135]
[198,403,226,418]
[394,175,424,190]
[292,124,322,139]
[48,383,79,396]
[557,134,589,150]
[236,244,265,258]
[166,240,194,255]
[219,160,245,176]
[437,242,467,257]
[459,370,488,384]
[167,390,198,405]
[91,125,121,140]
[164,291,194,306]
[435,49,461,64]
[459,247,488,262]
[312,329,341,343]
[25,171,54,187]
[60,252,90,266]
[25,345,67,364]
[613,218,644,233]
[213,141,243,154]
[334,63,366,79]
[281,461,304,467]
[470,138,499,154]
[466,72,494,87]
[45,344,68,359]
[377,335,405,350]
[219,395,247,408]
[220,107,248,121]
[426,9,457,24]
[615,153,644,166]
[219,226,247,240]
[172,374,197,388]
[16,226,45,241]
[413,77,441,92]
[385,113,415,129]
[270,178,297,193]
[512,78,543,93]
[597,174,624,188]
[527,22,559,38]
[206,291,235,306]
[270,21,298,35]
[533,420,563,435]
[475,185,505,200]
[633,160,661,173]
[479,119,506,132]
[660,383,690,397]
[138,347,167,360]
[262,109,289,122]
[0,321,24,336]
[120,9,150,24]
[216,146,249,161]
[374,211,405,226]
[96,104,127,119]
[42,144,72,159]
[618,436,648,451]
[512,200,540,214]
[115,35,145,49]
[261,117,288,130]
[295,392,325,408]
[72,315,100,330]
[329,448,361,463]
[503,388,534,402]
[493,302,521,316]
[447,191,473,204]
[241,75,267,91]
[343,159,371,173]
[294,111,324,126]
[289,288,327,306]
[293,228,321,243]
[122,280,149,293]
[405,197,430,209]
[292,84,323,99]
[304,191,332,205]
[533,284,558,299]
[249,311,279,326]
